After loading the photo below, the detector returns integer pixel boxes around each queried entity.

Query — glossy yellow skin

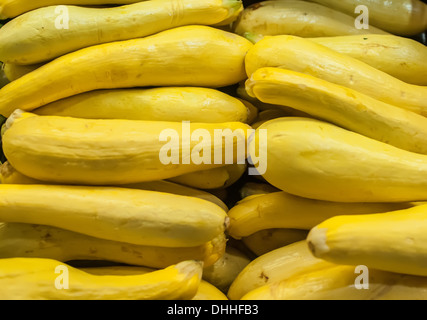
[202,246,251,293]
[169,163,247,189]
[0,258,202,300]
[247,67,427,154]
[227,191,413,239]
[0,0,142,19]
[245,35,427,116]
[81,266,228,300]
[227,240,334,300]
[0,184,228,247]
[242,229,309,256]
[0,161,229,212]
[241,265,427,300]
[0,223,226,268]
[2,112,250,185]
[233,0,388,41]
[0,0,243,64]
[0,25,253,117]
[34,87,249,123]
[307,204,427,277]
[306,0,427,36]
[310,34,427,85]
[252,117,427,202]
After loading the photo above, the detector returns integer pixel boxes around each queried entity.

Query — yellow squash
[227,240,335,300]
[251,117,427,202]
[309,34,427,85]
[306,0,427,36]
[0,161,229,212]
[81,265,228,300]
[2,63,43,82]
[34,87,250,123]
[241,265,427,300]
[202,246,251,293]
[236,98,258,124]
[307,204,427,277]
[2,111,250,185]
[0,258,202,300]
[169,163,247,189]
[233,0,388,42]
[0,184,229,247]
[0,161,41,184]
[0,223,226,269]
[250,108,310,129]
[0,0,243,64]
[123,181,229,212]
[0,0,143,19]
[0,25,253,117]
[245,35,427,116]
[242,228,309,256]
[227,191,413,239]
[236,81,281,111]
[246,67,427,154]
[191,281,229,300]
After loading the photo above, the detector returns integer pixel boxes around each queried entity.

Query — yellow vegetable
[246,67,427,154]
[236,81,281,111]
[241,265,427,300]
[307,204,427,277]
[227,240,334,300]
[2,63,43,81]
[309,34,427,85]
[245,35,427,116]
[251,108,311,129]
[0,161,229,212]
[191,281,229,300]
[0,161,41,184]
[242,229,309,256]
[81,265,228,300]
[236,98,258,124]
[2,111,250,185]
[251,117,427,202]
[233,0,388,42]
[169,163,247,189]
[34,87,249,123]
[0,223,226,268]
[0,0,243,64]
[227,191,413,239]
[0,25,253,117]
[0,184,229,247]
[306,0,427,36]
[202,246,251,293]
[0,258,202,300]
[0,0,143,19]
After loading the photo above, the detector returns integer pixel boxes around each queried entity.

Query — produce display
[0,0,426,302]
